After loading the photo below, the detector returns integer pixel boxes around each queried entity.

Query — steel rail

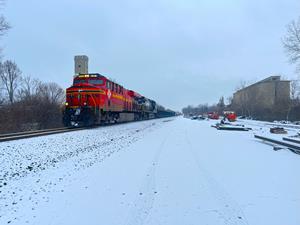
[0,127,68,138]
[254,134,300,154]
[0,117,174,143]
[282,137,300,145]
[0,127,85,143]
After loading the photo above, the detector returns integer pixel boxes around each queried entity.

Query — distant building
[232,76,290,111]
[74,55,89,75]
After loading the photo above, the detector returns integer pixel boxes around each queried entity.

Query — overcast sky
[2,0,300,110]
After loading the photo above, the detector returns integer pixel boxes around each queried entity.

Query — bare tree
[286,80,300,120]
[226,96,233,106]
[37,82,65,105]
[235,80,248,92]
[0,15,9,37]
[0,0,10,36]
[0,1,11,56]
[0,88,4,104]
[47,82,65,104]
[0,60,21,103]
[283,17,300,72]
[290,80,299,100]
[18,75,41,101]
[232,81,252,116]
[217,96,225,113]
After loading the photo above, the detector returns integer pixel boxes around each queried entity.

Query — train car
[156,104,176,118]
[63,73,159,126]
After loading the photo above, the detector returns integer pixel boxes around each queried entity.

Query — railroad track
[0,120,147,143]
[0,117,173,143]
[254,134,300,155]
[0,127,86,143]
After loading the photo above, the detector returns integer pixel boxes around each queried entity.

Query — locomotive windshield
[73,79,104,85]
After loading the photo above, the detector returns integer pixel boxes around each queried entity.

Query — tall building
[74,55,89,75]
[232,76,290,109]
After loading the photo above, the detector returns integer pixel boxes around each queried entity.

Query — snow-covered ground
[0,117,299,225]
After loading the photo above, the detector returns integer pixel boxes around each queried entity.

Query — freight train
[63,73,175,126]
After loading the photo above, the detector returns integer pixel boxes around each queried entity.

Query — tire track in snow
[185,130,249,225]
[125,135,167,225]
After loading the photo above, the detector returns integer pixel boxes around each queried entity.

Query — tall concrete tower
[74,55,89,75]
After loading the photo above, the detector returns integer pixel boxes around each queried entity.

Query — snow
[0,117,300,225]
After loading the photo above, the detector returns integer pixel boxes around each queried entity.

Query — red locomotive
[63,73,160,126]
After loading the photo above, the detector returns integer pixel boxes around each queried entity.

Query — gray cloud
[2,0,300,110]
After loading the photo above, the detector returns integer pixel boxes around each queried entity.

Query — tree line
[182,85,300,121]
[0,60,65,133]
[0,4,64,134]
[182,97,226,117]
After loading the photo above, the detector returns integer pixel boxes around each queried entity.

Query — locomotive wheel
[82,112,95,126]
[62,111,71,127]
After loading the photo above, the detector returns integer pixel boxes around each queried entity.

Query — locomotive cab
[73,74,105,86]
[63,73,106,126]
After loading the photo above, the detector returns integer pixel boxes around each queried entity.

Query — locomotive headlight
[65,102,69,106]
[84,102,87,105]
